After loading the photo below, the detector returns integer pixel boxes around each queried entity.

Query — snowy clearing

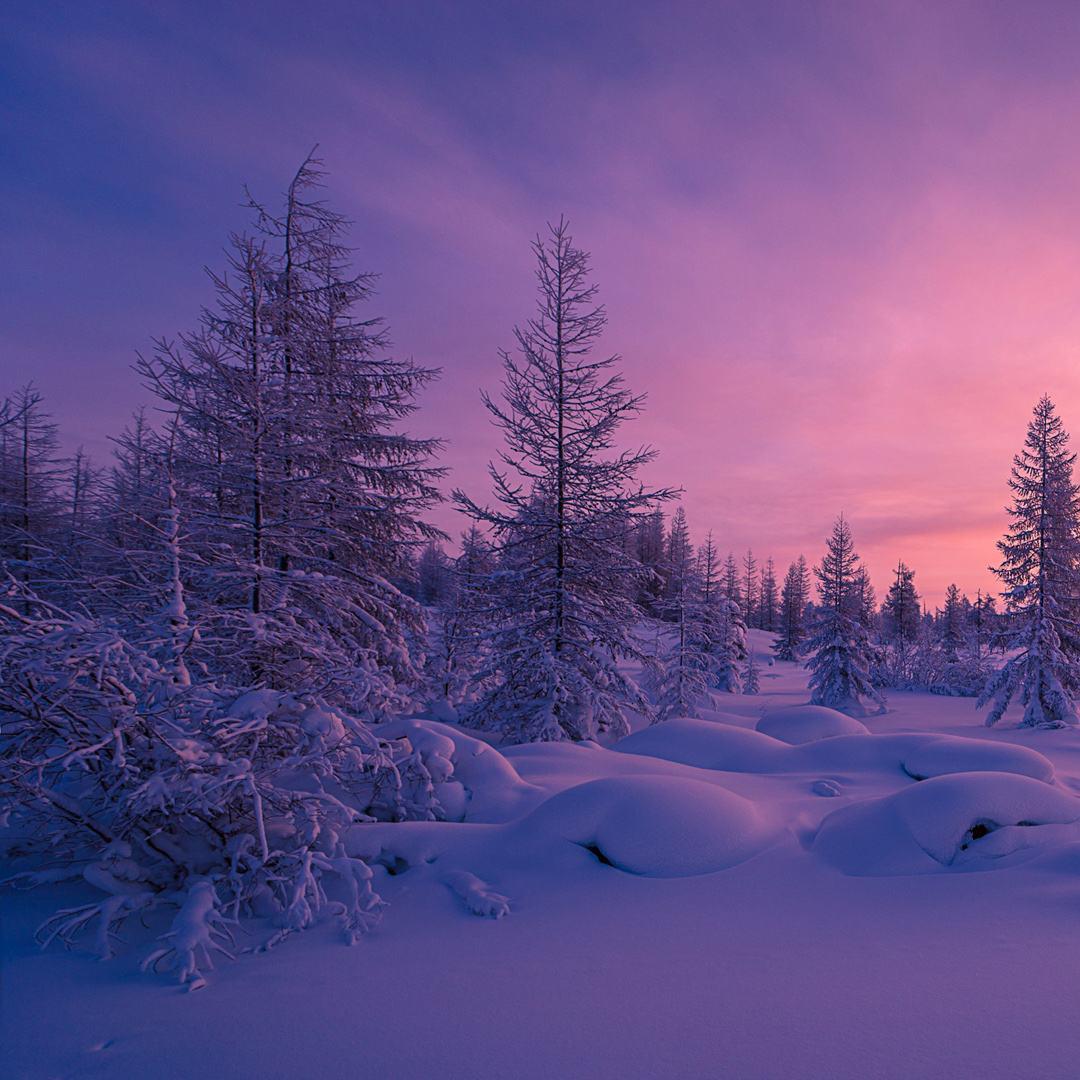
[6,640,1080,1080]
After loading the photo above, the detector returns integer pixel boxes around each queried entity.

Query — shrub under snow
[0,583,443,989]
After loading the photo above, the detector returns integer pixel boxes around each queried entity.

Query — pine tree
[454,219,673,742]
[773,555,810,661]
[979,396,1080,728]
[806,515,884,715]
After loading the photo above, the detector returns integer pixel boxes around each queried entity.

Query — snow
[7,648,1080,1079]
[756,703,870,743]
[813,771,1080,876]
[513,775,780,877]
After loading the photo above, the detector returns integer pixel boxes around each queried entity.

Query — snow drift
[813,771,1080,876]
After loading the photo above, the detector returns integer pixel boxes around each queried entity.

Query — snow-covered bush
[0,580,441,988]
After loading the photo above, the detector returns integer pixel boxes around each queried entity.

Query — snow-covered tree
[742,549,759,628]
[137,156,443,717]
[0,384,63,592]
[653,508,712,720]
[939,583,966,663]
[0,574,438,989]
[979,395,1080,728]
[415,542,452,605]
[969,590,997,656]
[662,507,693,610]
[743,647,760,694]
[427,526,496,709]
[722,551,741,608]
[454,219,673,742]
[880,560,920,683]
[773,555,810,661]
[697,530,743,691]
[806,515,884,716]
[759,557,778,632]
[634,508,666,613]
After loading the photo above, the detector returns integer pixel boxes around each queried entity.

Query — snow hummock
[756,704,870,744]
[813,771,1080,876]
[614,716,1055,784]
[374,718,543,822]
[513,775,778,877]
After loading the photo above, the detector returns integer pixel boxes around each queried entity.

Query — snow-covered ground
[6,631,1080,1079]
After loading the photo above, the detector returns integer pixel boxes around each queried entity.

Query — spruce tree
[939,584,966,663]
[773,555,810,661]
[881,560,920,683]
[979,396,1080,728]
[806,515,884,715]
[654,508,711,720]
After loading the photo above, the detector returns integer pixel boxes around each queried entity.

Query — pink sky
[9,2,1080,605]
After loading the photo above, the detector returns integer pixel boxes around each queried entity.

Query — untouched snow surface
[6,633,1080,1079]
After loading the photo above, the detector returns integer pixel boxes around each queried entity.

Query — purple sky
[9,1,1080,605]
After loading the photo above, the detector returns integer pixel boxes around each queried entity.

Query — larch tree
[454,218,673,742]
[806,515,884,716]
[979,396,1080,728]
[759,557,779,632]
[0,384,63,594]
[138,157,443,717]
[0,159,449,988]
[742,548,759,628]
[722,551,741,608]
[635,508,666,613]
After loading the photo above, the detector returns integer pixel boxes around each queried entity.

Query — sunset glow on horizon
[10,2,1080,604]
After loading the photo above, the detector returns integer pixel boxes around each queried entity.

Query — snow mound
[615,718,789,772]
[813,772,1080,876]
[897,737,1055,784]
[756,705,869,744]
[617,721,1055,787]
[516,776,777,877]
[374,719,543,822]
